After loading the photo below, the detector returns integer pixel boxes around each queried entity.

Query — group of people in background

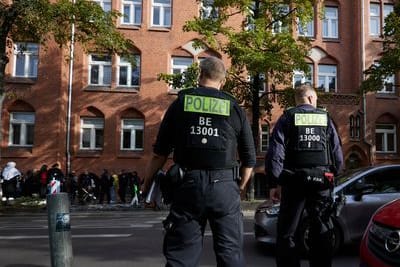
[0,161,144,207]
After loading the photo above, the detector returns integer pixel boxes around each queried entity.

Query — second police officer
[266,84,343,267]
[144,56,256,267]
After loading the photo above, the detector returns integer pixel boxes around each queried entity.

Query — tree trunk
[0,38,9,162]
[248,74,261,201]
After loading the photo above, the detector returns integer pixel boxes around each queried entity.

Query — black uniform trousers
[2,178,18,199]
[276,183,333,267]
[163,168,244,267]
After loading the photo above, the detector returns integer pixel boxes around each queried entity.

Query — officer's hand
[239,187,246,200]
[269,186,281,204]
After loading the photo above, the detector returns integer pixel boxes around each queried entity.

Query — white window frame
[121,119,144,151]
[200,0,218,19]
[318,64,337,92]
[80,118,104,150]
[93,0,111,12]
[293,64,313,88]
[375,124,397,153]
[13,42,39,78]
[323,6,338,38]
[151,0,171,27]
[88,54,112,86]
[272,5,289,34]
[260,124,269,152]
[374,61,395,93]
[117,55,141,87]
[370,3,381,36]
[247,74,267,94]
[170,57,194,90]
[244,1,255,31]
[298,17,314,37]
[9,112,35,147]
[383,4,394,28]
[121,0,142,25]
[171,57,193,74]
[380,74,395,93]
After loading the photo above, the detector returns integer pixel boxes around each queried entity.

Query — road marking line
[0,225,153,230]
[0,234,132,240]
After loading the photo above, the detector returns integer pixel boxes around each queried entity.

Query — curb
[1,200,264,215]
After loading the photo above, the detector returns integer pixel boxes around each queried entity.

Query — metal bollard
[47,192,73,267]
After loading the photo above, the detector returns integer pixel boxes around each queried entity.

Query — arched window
[80,117,104,150]
[349,114,361,140]
[349,115,354,139]
[355,115,361,139]
[9,112,35,146]
[7,101,36,147]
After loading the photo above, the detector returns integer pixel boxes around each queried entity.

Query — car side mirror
[353,183,376,201]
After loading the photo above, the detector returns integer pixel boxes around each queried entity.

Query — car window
[344,177,368,195]
[375,168,400,193]
[335,167,372,186]
[344,167,400,195]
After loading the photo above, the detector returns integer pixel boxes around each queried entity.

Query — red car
[360,199,400,267]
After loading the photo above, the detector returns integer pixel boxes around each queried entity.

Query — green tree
[361,2,400,92]
[0,0,135,160]
[160,0,319,199]
[0,0,135,94]
[158,62,200,89]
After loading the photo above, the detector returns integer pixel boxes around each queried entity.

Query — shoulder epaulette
[283,106,296,115]
[317,106,328,112]
[219,91,236,102]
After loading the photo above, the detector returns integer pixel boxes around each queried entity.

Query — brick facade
[1,1,399,192]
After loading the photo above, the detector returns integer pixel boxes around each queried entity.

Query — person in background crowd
[78,170,94,204]
[118,169,129,204]
[131,171,143,203]
[99,169,112,204]
[47,163,65,192]
[130,179,139,207]
[38,164,48,198]
[23,169,36,197]
[1,162,22,202]
[110,173,118,203]
[31,168,41,197]
[66,171,78,204]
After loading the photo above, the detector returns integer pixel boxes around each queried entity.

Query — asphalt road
[0,209,359,267]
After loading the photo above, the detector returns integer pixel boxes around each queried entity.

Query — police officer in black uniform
[265,84,343,267]
[144,56,256,267]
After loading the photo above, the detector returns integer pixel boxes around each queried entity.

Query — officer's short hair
[200,57,226,82]
[295,84,316,100]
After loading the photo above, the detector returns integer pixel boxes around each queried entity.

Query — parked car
[360,198,400,267]
[254,164,400,254]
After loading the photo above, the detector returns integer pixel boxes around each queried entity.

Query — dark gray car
[254,164,400,254]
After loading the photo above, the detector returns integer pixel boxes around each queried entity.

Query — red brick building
[1,0,399,197]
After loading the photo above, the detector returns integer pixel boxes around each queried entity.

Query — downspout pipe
[361,0,372,165]
[66,0,75,175]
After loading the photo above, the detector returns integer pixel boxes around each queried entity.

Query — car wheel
[297,218,342,257]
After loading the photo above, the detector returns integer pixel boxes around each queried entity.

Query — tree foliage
[158,63,200,90]
[361,2,400,93]
[184,0,316,107]
[0,0,135,94]
[158,0,319,159]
